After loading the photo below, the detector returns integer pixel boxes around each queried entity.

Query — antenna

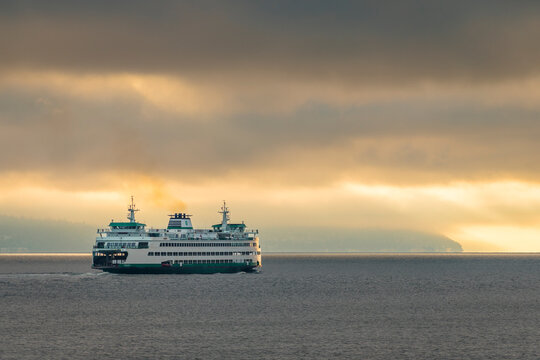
[127,195,139,223]
[218,200,230,231]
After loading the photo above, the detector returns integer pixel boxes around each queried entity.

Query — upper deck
[97,228,259,240]
[96,199,258,242]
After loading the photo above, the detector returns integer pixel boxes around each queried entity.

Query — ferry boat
[92,198,261,274]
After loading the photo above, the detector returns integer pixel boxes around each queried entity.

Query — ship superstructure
[92,198,261,274]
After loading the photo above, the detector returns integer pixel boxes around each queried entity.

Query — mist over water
[1,254,539,359]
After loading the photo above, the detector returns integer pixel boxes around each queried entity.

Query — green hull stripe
[95,262,259,274]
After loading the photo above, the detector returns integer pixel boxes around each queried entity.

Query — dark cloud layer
[2,0,540,82]
[1,1,540,188]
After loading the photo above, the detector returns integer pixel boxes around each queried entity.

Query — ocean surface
[1,254,539,360]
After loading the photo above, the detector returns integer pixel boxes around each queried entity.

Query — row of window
[93,252,126,257]
[95,242,149,249]
[149,251,260,257]
[105,242,137,249]
[159,242,255,247]
[171,259,251,264]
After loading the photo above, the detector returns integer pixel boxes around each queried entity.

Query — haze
[1,1,540,252]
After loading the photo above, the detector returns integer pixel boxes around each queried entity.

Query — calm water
[0,254,539,359]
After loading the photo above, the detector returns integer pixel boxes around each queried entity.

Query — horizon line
[1,251,539,256]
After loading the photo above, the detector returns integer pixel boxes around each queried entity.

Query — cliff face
[263,227,463,252]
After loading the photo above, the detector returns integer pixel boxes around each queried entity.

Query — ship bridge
[212,201,248,233]
[212,223,246,232]
[106,196,146,232]
[108,221,146,230]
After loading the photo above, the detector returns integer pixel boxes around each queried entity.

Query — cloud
[2,1,540,83]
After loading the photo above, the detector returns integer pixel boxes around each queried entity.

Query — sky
[1,0,540,251]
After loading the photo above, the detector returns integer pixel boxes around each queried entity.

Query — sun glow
[450,226,540,252]
[0,175,539,251]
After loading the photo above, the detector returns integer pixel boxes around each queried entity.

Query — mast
[218,200,230,232]
[127,196,139,223]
